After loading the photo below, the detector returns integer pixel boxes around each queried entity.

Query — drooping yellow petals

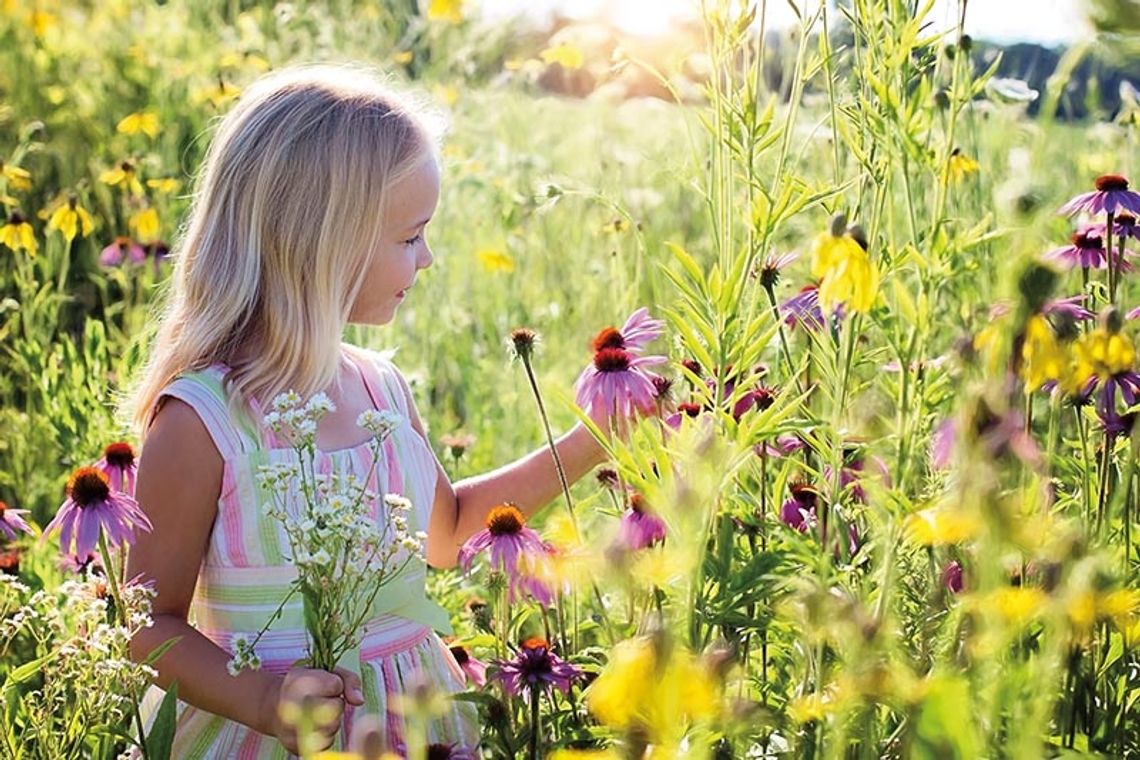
[1020,315,1069,392]
[45,199,94,243]
[100,163,145,196]
[0,215,37,256]
[146,177,181,194]
[948,149,980,182]
[1,164,32,190]
[427,0,463,23]
[477,247,515,273]
[1071,327,1135,381]
[129,207,160,243]
[811,231,879,315]
[903,508,982,547]
[116,111,160,138]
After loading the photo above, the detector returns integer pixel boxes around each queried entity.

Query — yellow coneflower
[129,207,160,244]
[540,42,585,70]
[146,177,180,194]
[0,211,37,256]
[116,111,159,138]
[1020,314,1069,392]
[426,0,463,23]
[44,194,94,243]
[100,161,144,196]
[476,247,515,273]
[1,162,32,191]
[948,147,980,182]
[811,214,879,315]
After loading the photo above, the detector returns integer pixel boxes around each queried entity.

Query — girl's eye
[404,233,423,247]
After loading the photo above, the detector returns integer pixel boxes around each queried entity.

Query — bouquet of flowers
[229,391,426,674]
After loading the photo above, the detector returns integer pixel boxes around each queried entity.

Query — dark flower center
[509,328,537,358]
[0,500,6,517]
[522,636,550,651]
[789,481,819,506]
[103,441,136,468]
[67,467,111,507]
[449,646,470,665]
[678,402,702,417]
[752,387,776,411]
[6,211,25,225]
[592,327,625,352]
[595,467,619,489]
[651,375,673,399]
[1072,231,1104,250]
[427,744,457,760]
[486,504,524,535]
[1118,212,1136,226]
[1095,174,1129,192]
[629,493,649,514]
[593,347,632,372]
[681,359,702,377]
[120,160,135,174]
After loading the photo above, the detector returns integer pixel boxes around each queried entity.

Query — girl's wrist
[254,672,285,737]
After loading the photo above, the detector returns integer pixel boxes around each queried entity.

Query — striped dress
[137,345,479,758]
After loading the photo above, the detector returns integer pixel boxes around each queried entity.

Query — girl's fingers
[333,666,365,705]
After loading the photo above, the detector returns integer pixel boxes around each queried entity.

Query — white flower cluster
[263,391,336,448]
[357,408,404,439]
[226,633,262,676]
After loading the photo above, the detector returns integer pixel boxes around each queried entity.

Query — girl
[125,63,609,757]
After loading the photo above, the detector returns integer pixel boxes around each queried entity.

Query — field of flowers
[1,0,1139,758]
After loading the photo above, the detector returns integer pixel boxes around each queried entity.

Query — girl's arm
[393,374,609,568]
[126,400,359,750]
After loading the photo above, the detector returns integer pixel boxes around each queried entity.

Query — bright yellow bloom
[192,78,242,110]
[477,247,515,273]
[948,148,980,182]
[1071,327,1135,381]
[100,162,144,196]
[548,751,620,760]
[45,197,94,243]
[811,229,879,315]
[903,508,982,547]
[1020,315,1069,392]
[540,42,585,70]
[986,587,1048,626]
[116,111,160,138]
[0,212,37,256]
[146,178,181,194]
[586,636,718,745]
[427,0,463,23]
[27,10,56,38]
[1,163,32,191]
[130,207,160,243]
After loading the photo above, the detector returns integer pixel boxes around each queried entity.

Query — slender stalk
[518,352,576,526]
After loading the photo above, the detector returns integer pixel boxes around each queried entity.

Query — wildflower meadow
[2,0,1140,758]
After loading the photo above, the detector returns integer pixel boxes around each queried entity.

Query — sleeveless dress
[136,346,479,758]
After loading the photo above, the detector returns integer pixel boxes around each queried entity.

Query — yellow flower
[45,196,94,243]
[477,247,515,273]
[811,226,879,315]
[130,207,160,243]
[392,50,414,64]
[427,0,463,23]
[549,751,620,760]
[903,508,982,547]
[540,42,585,70]
[192,78,242,110]
[146,178,181,194]
[600,217,629,234]
[947,148,980,182]
[1072,327,1135,380]
[586,636,718,744]
[1020,315,1069,392]
[788,690,843,724]
[986,587,1048,626]
[0,212,37,256]
[116,111,160,138]
[27,10,56,38]
[433,84,459,107]
[100,161,144,196]
[1,163,32,191]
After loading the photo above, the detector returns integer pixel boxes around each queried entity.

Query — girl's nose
[417,244,434,270]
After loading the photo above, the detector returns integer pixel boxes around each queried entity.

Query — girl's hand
[263,666,364,754]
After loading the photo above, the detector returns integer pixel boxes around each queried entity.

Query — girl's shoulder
[341,343,416,413]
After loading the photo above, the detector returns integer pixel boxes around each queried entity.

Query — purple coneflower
[574,347,666,422]
[449,645,489,688]
[426,744,479,760]
[618,493,667,550]
[99,237,146,266]
[458,504,552,605]
[1043,295,1095,321]
[44,466,153,558]
[780,284,839,331]
[1096,372,1140,435]
[731,386,775,421]
[664,401,704,429]
[1059,174,1140,217]
[0,500,33,541]
[930,418,957,470]
[60,551,102,574]
[590,307,665,355]
[780,482,819,532]
[1089,212,1140,243]
[758,250,799,290]
[1042,229,1127,270]
[96,441,138,497]
[943,560,964,594]
[497,637,581,697]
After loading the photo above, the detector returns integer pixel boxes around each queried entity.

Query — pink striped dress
[137,346,479,758]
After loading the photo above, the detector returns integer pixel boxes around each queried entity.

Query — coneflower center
[593,347,632,372]
[790,481,819,505]
[449,645,470,665]
[522,636,550,651]
[629,493,649,514]
[1095,174,1129,192]
[104,442,136,468]
[678,402,702,417]
[592,327,625,352]
[1072,231,1104,250]
[486,504,524,535]
[68,467,111,506]
[0,501,6,517]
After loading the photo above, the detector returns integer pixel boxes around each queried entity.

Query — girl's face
[349,156,440,326]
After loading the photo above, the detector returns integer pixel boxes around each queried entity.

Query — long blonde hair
[125,63,440,434]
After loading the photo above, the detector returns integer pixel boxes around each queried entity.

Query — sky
[480,0,1093,45]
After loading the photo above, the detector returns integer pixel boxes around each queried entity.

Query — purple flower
[1096,372,1140,434]
[731,386,776,421]
[99,237,147,266]
[1042,229,1130,270]
[758,250,799,289]
[1043,295,1095,322]
[458,503,553,606]
[426,744,479,760]
[1088,211,1140,243]
[497,637,580,697]
[449,646,488,688]
[780,482,819,532]
[574,347,667,422]
[780,284,832,331]
[618,493,667,550]
[943,560,964,594]
[44,466,152,558]
[0,501,33,542]
[590,308,665,355]
[1059,174,1140,217]
[930,417,957,470]
[95,441,138,497]
[664,402,704,429]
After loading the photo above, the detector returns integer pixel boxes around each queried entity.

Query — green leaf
[146,682,180,760]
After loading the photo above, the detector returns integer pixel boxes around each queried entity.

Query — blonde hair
[125,63,441,434]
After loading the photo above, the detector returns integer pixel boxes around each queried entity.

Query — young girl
[125,63,608,757]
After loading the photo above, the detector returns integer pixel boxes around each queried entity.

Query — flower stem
[98,534,150,760]
[528,686,541,760]
[520,354,577,527]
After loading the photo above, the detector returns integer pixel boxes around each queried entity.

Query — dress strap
[344,346,404,417]
[152,366,262,459]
